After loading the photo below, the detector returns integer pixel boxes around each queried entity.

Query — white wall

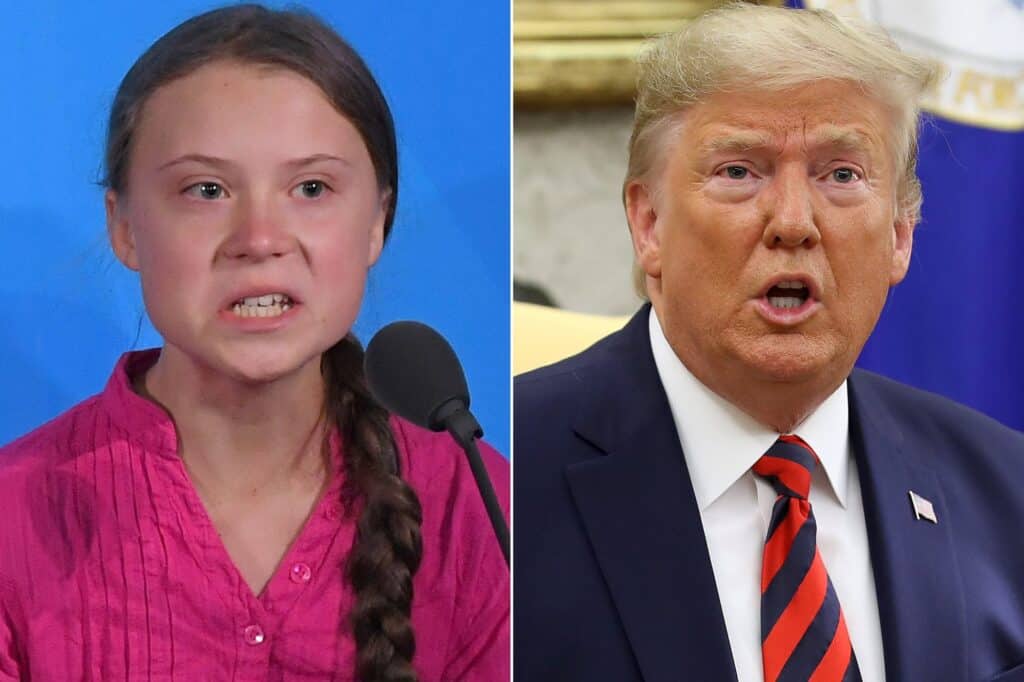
[513,107,643,315]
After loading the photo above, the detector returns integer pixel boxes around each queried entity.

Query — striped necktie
[753,435,861,682]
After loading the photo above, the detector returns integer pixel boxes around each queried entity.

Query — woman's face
[107,60,387,384]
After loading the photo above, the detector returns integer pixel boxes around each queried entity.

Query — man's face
[628,81,913,389]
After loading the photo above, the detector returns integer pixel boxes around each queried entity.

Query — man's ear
[625,180,662,279]
[889,211,915,286]
[106,190,139,271]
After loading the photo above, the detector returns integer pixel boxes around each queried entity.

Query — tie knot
[753,435,817,500]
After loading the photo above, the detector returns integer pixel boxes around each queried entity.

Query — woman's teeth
[232,293,293,318]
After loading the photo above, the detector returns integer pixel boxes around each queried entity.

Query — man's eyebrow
[699,131,774,155]
[157,153,352,172]
[809,126,876,155]
[697,127,879,157]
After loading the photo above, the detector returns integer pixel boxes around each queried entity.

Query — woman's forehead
[140,61,336,129]
[130,61,368,173]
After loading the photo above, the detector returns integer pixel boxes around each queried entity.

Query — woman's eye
[831,167,860,183]
[295,180,327,199]
[722,166,749,180]
[184,182,225,200]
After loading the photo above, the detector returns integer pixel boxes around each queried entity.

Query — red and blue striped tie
[753,435,861,682]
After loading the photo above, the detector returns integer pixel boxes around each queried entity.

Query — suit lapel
[565,307,737,682]
[849,372,968,681]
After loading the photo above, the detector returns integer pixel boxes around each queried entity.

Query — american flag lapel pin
[909,490,938,524]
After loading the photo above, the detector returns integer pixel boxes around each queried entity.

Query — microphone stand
[435,400,510,566]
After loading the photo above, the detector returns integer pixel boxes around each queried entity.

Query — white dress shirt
[648,310,886,682]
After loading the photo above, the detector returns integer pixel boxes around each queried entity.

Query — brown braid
[323,335,423,682]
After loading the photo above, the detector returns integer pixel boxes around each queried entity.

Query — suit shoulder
[851,369,1024,451]
[514,331,619,409]
[513,340,625,478]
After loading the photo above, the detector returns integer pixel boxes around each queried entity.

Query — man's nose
[761,166,821,249]
[220,195,296,261]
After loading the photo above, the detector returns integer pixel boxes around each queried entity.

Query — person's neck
[649,305,845,434]
[699,371,839,434]
[138,345,328,502]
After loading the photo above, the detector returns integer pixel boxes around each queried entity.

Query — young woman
[0,5,508,680]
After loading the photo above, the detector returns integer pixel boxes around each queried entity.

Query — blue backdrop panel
[0,2,511,453]
[787,0,1023,431]
[860,120,1024,430]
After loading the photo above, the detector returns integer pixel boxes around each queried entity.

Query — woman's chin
[208,347,321,387]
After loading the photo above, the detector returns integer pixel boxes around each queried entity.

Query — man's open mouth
[765,280,811,310]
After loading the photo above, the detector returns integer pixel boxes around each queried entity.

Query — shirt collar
[647,308,850,511]
[100,348,346,470]
[99,348,181,458]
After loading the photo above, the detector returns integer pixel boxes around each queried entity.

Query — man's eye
[832,167,859,183]
[294,180,327,199]
[184,182,225,200]
[724,166,749,180]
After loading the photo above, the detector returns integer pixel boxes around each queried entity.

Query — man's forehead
[679,83,894,157]
[695,124,883,155]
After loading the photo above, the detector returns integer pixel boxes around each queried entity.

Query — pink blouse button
[290,562,312,584]
[243,624,265,645]
[325,503,342,521]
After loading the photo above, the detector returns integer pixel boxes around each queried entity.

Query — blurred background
[0,1,511,453]
[514,0,724,315]
[513,0,1024,430]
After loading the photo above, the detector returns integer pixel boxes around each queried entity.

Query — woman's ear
[106,190,140,271]
[367,189,390,267]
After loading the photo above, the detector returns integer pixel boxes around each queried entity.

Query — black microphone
[364,321,509,565]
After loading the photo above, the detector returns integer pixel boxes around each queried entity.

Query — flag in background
[791,0,1024,430]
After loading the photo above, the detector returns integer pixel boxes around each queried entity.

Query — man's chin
[733,337,844,385]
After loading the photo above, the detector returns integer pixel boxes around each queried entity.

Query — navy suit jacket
[514,306,1024,681]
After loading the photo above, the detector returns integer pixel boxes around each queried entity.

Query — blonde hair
[626,2,943,295]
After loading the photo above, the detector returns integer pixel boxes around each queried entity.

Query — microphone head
[364,321,470,432]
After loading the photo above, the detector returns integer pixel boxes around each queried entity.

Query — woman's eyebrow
[156,153,352,172]
[158,153,237,171]
[284,153,352,169]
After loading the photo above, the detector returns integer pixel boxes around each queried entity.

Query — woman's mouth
[230,293,294,318]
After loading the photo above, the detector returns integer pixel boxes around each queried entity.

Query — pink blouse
[0,350,509,680]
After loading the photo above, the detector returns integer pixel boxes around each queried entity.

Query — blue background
[788,0,1023,431]
[859,119,1024,431]
[0,2,511,453]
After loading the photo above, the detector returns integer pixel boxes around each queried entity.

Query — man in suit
[514,4,1024,681]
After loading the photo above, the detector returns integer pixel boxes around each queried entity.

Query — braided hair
[102,6,422,679]
[324,336,422,681]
